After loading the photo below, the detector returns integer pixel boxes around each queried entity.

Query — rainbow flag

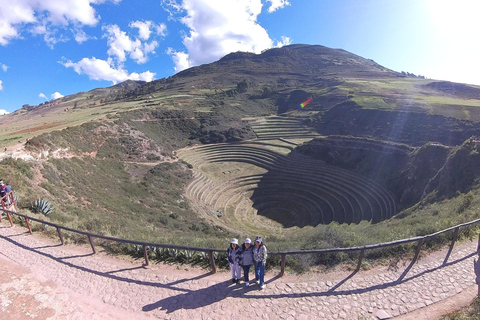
[300,97,313,108]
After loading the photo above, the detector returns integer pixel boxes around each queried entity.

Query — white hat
[245,238,251,244]
[255,237,263,243]
[231,238,238,245]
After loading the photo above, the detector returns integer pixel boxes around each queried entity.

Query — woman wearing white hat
[253,236,267,289]
[227,238,242,284]
[241,238,254,287]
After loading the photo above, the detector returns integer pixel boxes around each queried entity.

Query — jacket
[253,245,267,265]
[227,245,242,265]
[241,244,254,266]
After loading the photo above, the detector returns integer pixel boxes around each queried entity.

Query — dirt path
[0,221,478,319]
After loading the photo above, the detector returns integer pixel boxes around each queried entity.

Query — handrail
[1,206,479,276]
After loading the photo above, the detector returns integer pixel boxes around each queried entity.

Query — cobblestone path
[0,222,478,319]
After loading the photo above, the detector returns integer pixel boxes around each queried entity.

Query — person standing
[0,180,5,202]
[3,182,11,205]
[253,236,267,289]
[227,238,242,284]
[241,238,254,287]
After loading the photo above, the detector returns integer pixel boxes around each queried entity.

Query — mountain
[2,44,480,254]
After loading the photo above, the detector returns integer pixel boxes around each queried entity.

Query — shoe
[236,279,240,284]
[245,282,250,287]
[256,280,260,285]
[232,279,236,284]
[260,284,265,289]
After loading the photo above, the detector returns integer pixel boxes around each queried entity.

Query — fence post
[88,235,96,254]
[6,211,13,227]
[57,227,65,245]
[25,218,33,234]
[356,249,365,272]
[143,245,150,267]
[413,238,424,264]
[477,232,480,252]
[208,250,216,273]
[443,227,459,264]
[280,254,286,276]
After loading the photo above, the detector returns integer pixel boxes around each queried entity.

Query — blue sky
[1,0,479,115]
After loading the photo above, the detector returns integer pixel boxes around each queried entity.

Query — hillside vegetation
[2,44,480,268]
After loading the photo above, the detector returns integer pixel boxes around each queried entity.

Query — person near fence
[253,236,267,289]
[241,238,254,287]
[0,180,6,204]
[227,238,242,284]
[3,182,11,205]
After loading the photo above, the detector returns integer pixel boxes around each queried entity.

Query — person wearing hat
[241,238,254,287]
[253,236,267,289]
[227,238,242,284]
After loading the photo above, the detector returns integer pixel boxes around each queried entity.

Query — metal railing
[1,204,479,276]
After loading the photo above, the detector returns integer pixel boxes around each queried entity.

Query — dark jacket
[227,245,242,264]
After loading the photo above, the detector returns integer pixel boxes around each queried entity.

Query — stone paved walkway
[0,221,478,319]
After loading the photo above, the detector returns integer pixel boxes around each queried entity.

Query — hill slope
[1,44,480,256]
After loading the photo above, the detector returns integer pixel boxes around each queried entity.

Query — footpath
[0,221,478,320]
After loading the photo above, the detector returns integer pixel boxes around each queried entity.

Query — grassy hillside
[2,44,480,269]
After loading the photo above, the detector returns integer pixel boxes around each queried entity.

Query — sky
[1,0,480,115]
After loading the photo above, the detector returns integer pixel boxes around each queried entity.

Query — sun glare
[425,0,480,85]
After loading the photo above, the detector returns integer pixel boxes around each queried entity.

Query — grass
[440,297,480,320]
[5,47,480,273]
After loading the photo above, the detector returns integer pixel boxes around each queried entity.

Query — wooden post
[356,249,365,272]
[25,218,32,234]
[143,245,150,267]
[6,211,13,227]
[477,232,480,252]
[412,238,424,264]
[57,227,65,245]
[208,250,216,273]
[280,254,286,276]
[443,227,459,264]
[88,235,96,254]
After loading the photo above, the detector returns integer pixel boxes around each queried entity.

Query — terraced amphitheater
[178,116,397,236]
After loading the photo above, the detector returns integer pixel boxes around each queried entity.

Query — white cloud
[0,109,9,115]
[0,0,118,46]
[39,92,64,100]
[74,29,89,44]
[167,48,191,72]
[62,57,155,84]
[163,0,290,72]
[1,63,8,72]
[51,92,64,100]
[266,0,291,13]
[0,79,3,90]
[130,21,152,40]
[103,24,159,64]
[129,21,167,40]
[275,35,292,47]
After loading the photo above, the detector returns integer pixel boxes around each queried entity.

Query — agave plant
[31,198,54,216]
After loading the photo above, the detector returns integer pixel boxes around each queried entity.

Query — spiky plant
[31,198,54,216]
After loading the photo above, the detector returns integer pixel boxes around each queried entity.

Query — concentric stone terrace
[178,116,397,233]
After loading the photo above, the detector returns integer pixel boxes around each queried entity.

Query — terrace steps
[180,139,397,233]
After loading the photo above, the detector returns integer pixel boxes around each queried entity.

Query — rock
[375,309,392,319]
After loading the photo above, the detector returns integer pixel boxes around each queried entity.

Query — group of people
[227,236,267,289]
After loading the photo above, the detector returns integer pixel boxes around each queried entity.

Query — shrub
[31,198,54,216]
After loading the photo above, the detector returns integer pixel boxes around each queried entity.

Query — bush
[31,198,54,216]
